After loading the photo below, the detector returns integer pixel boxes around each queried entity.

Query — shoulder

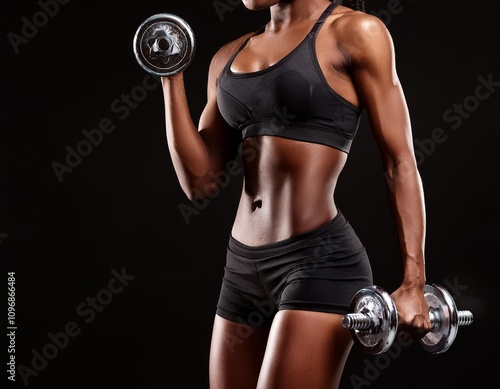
[328,9,394,60]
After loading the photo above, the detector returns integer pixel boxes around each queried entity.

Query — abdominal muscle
[230,135,348,246]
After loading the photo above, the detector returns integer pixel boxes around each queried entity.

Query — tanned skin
[161,0,432,387]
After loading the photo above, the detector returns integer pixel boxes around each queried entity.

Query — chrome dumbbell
[133,13,196,77]
[342,284,473,354]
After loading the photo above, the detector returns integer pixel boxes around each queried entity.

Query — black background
[1,0,499,388]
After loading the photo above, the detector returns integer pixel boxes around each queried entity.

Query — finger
[398,316,430,340]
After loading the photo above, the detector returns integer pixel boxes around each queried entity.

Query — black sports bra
[216,1,362,154]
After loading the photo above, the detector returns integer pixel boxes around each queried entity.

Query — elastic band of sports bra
[240,120,354,153]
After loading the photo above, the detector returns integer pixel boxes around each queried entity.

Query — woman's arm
[339,12,432,337]
[161,39,244,201]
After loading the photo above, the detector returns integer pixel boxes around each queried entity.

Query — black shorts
[215,210,373,328]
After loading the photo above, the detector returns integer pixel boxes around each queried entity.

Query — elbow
[184,188,208,203]
[183,179,220,203]
[177,162,235,202]
[383,157,420,185]
[384,157,417,175]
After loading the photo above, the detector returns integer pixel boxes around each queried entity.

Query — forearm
[162,74,214,199]
[384,160,427,288]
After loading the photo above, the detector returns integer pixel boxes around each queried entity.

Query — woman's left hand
[390,285,432,340]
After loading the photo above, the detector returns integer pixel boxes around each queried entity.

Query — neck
[268,0,332,31]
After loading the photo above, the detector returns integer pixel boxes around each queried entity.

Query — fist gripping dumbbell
[133,13,196,77]
[342,284,473,355]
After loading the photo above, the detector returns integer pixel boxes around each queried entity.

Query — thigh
[257,310,353,389]
[209,314,270,389]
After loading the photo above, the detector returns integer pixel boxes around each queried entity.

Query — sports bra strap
[311,1,340,35]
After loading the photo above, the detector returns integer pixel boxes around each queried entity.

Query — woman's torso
[217,3,361,246]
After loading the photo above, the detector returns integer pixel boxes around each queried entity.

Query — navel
[251,198,263,211]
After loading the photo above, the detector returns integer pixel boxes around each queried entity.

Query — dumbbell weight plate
[419,284,459,354]
[348,285,398,355]
[133,13,196,77]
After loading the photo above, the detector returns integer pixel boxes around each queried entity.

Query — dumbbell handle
[343,309,473,331]
[429,308,474,327]
[342,313,373,330]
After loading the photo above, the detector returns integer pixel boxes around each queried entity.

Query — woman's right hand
[390,284,432,341]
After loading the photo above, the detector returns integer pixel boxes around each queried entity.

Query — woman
[161,0,431,387]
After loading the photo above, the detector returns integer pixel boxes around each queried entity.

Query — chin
[242,0,281,11]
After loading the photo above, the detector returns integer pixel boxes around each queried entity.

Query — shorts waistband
[228,209,346,259]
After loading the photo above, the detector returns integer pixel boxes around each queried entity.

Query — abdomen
[231,136,347,246]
